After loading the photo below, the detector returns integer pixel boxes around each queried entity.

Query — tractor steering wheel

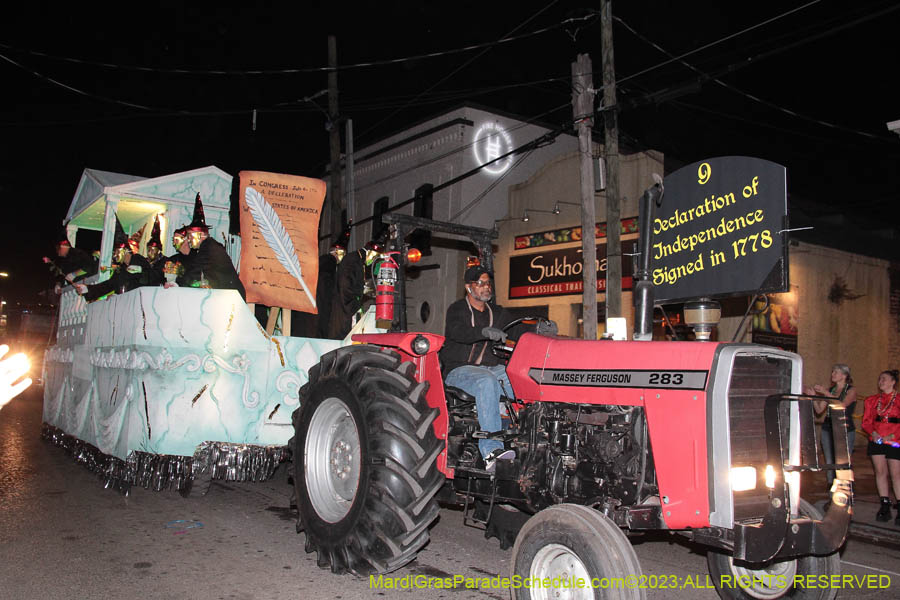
[502,316,557,336]
[483,316,558,360]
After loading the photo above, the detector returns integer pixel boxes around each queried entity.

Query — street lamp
[0,272,7,324]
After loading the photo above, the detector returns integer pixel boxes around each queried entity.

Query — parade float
[42,166,371,494]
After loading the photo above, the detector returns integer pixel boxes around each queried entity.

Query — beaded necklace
[876,391,897,417]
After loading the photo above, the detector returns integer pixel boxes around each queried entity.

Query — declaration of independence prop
[650,157,788,303]
[238,171,326,312]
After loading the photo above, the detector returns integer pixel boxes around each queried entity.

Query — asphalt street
[2,386,899,600]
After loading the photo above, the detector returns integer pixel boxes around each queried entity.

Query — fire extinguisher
[375,253,399,322]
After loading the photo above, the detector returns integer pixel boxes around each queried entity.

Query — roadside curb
[847,500,900,549]
[849,522,900,550]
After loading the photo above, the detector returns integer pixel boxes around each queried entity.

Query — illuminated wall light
[473,123,514,175]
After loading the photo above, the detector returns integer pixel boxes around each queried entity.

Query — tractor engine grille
[728,354,793,521]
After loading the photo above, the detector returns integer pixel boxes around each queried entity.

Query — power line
[340,77,569,112]
[0,52,156,111]
[614,0,824,86]
[0,37,572,126]
[356,1,568,142]
[0,16,588,76]
[449,149,538,222]
[672,100,898,152]
[0,74,572,129]
[616,2,900,142]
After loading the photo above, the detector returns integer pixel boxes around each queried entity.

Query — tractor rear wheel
[706,499,840,600]
[511,504,646,600]
[292,345,443,575]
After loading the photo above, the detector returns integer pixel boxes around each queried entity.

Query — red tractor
[290,190,852,600]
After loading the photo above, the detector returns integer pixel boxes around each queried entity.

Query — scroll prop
[244,187,315,308]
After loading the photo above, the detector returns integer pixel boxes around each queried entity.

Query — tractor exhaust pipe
[633,180,664,341]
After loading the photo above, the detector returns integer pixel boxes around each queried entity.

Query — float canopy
[66,165,233,234]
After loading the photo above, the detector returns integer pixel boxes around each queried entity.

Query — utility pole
[572,53,597,340]
[327,35,343,246]
[601,0,622,324]
[345,118,356,250]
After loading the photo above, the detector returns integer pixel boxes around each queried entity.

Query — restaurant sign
[508,239,637,299]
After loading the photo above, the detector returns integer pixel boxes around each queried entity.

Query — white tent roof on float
[64,166,237,273]
[66,165,233,232]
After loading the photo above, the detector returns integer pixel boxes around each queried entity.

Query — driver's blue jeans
[445,364,511,459]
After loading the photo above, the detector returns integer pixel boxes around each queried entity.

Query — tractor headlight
[730,466,757,492]
[411,335,430,355]
[764,464,777,489]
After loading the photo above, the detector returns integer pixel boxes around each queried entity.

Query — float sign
[650,156,788,303]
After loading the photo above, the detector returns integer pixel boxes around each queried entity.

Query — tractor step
[462,475,499,530]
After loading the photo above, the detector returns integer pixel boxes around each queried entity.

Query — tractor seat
[445,385,476,409]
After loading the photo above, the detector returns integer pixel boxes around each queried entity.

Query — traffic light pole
[383,213,497,332]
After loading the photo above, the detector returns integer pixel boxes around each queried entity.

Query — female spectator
[806,364,857,487]
[861,369,900,523]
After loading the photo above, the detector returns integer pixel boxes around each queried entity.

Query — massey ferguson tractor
[290,186,853,600]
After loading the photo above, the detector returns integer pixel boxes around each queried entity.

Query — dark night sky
[1,1,898,305]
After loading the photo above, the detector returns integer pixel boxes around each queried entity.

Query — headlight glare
[764,464,777,489]
[731,466,757,492]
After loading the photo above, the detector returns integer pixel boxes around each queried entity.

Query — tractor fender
[352,332,453,478]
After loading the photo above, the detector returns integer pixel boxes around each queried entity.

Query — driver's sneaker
[484,449,515,473]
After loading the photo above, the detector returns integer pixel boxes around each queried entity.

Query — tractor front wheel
[706,500,840,600]
[511,504,646,600]
[292,345,443,575]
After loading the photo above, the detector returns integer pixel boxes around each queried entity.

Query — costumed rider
[177,193,246,300]
[439,264,517,472]
[42,227,98,293]
[74,218,162,302]
[145,215,165,269]
[336,236,382,338]
[160,226,193,287]
[317,220,351,339]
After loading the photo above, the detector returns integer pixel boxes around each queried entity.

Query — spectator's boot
[876,497,892,522]
[895,502,900,527]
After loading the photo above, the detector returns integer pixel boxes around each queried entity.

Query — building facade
[494,149,665,337]
[345,105,580,333]
[342,105,900,408]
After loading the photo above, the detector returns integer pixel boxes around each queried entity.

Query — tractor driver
[440,265,516,472]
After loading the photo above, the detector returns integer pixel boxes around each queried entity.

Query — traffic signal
[409,184,433,256]
[372,196,389,242]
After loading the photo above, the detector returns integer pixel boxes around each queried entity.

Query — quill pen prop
[244,186,315,307]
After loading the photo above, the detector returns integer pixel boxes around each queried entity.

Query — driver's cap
[464,265,490,283]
